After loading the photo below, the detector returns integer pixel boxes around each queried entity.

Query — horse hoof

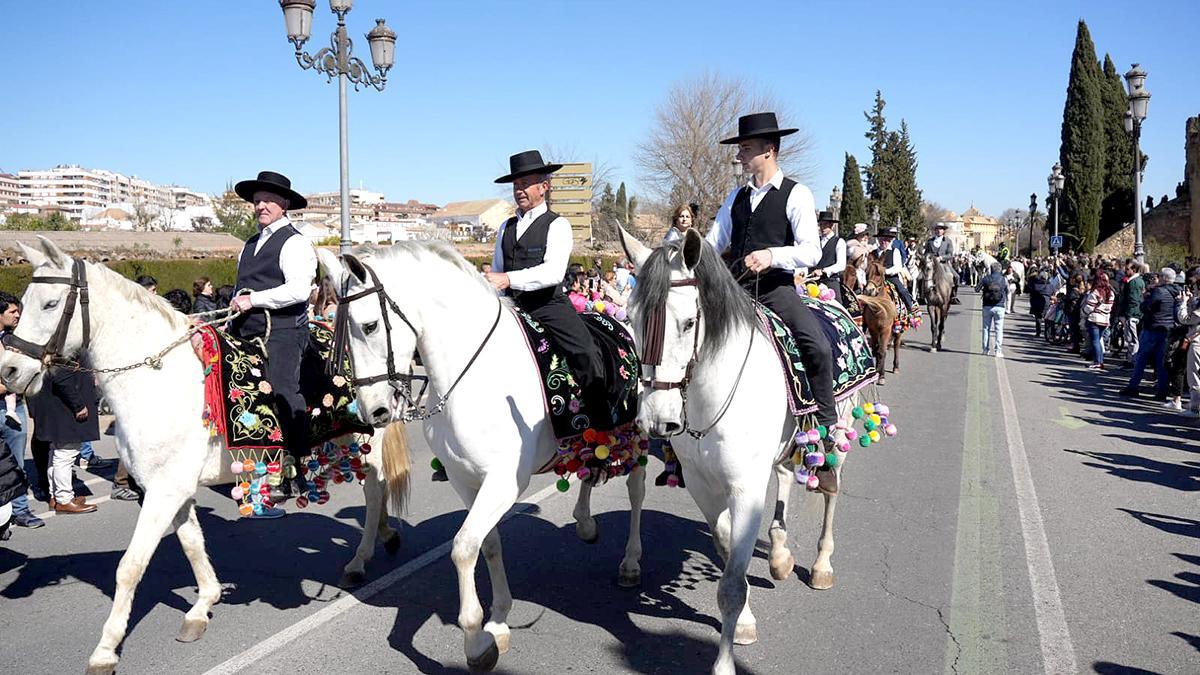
[485,623,511,654]
[176,618,208,643]
[769,551,795,581]
[575,521,599,544]
[383,534,401,555]
[930,346,938,353]
[877,378,886,386]
[809,569,835,590]
[339,569,366,588]
[85,654,118,675]
[467,640,500,672]
[734,622,758,645]
[617,569,641,588]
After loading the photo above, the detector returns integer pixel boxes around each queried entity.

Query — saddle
[756,297,878,418]
[511,309,645,487]
[885,282,923,333]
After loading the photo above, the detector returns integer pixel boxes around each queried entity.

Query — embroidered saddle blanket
[198,321,371,451]
[756,296,878,417]
[885,282,923,334]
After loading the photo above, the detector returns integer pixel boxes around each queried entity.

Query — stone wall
[0,231,245,265]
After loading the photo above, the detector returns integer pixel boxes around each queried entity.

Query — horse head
[862,258,888,296]
[0,237,88,396]
[317,247,419,428]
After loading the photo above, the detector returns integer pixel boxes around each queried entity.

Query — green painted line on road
[1052,405,1087,430]
[944,301,1009,674]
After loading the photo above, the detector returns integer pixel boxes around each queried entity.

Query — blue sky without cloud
[2,0,1197,219]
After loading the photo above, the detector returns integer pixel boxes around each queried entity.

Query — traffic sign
[1050,235,1063,249]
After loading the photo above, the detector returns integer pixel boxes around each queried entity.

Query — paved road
[1,289,1196,674]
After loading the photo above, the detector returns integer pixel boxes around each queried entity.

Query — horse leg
[809,490,841,590]
[173,500,221,642]
[874,328,889,385]
[714,481,769,675]
[341,465,388,588]
[480,526,512,655]
[572,479,599,544]
[86,488,193,675]
[618,463,646,588]
[768,460,796,581]
[893,332,902,374]
[450,477,519,672]
[686,477,756,645]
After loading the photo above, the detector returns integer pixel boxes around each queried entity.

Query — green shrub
[0,259,239,296]
[1144,239,1190,271]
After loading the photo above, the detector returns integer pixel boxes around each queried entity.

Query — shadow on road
[1063,449,1200,492]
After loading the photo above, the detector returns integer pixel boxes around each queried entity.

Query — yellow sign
[550,188,593,201]
[565,214,591,229]
[558,162,592,174]
[552,202,592,216]
[551,175,591,189]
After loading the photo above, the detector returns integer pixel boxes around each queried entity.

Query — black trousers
[522,295,604,391]
[889,275,915,312]
[757,283,838,427]
[240,325,311,461]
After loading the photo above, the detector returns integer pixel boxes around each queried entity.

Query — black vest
[815,234,843,273]
[499,208,564,308]
[728,178,798,287]
[231,224,309,336]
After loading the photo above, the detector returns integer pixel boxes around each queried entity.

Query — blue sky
[2,1,1197,219]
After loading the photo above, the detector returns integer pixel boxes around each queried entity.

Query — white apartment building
[17,165,177,221]
[0,173,19,204]
[305,188,386,208]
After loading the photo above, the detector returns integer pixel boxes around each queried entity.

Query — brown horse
[845,256,902,384]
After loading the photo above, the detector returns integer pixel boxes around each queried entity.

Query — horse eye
[43,300,59,310]
[362,321,379,335]
[684,318,696,331]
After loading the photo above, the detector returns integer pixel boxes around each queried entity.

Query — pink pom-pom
[570,295,587,312]
[876,404,890,416]
[838,440,851,452]
[846,428,859,440]
[819,289,836,301]
[231,460,244,474]
[615,308,627,321]
[804,452,824,467]
[885,424,898,437]
[806,474,820,489]
[806,429,821,444]
[577,467,591,480]
[666,474,680,487]
[230,486,244,500]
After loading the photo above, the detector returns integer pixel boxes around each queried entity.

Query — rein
[331,258,501,423]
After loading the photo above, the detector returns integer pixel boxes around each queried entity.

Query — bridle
[637,275,754,439]
[5,257,90,369]
[331,258,501,423]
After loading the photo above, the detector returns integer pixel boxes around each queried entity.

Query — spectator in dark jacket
[1030,271,1054,336]
[0,431,29,540]
[1119,263,1147,364]
[1120,268,1180,399]
[29,367,101,514]
[192,277,220,314]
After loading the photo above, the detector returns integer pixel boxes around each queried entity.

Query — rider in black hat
[486,151,604,393]
[877,227,915,313]
[813,210,847,306]
[229,171,316,516]
[706,113,842,459]
[924,222,959,303]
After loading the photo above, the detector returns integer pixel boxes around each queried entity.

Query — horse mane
[90,261,190,330]
[356,241,497,297]
[632,239,757,361]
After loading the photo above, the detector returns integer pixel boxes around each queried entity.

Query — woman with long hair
[663,204,696,243]
[1083,271,1115,369]
[192,277,220,314]
[1064,270,1086,354]
[311,275,339,321]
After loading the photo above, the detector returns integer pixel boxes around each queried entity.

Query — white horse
[0,238,411,675]
[1007,259,1027,312]
[619,227,860,675]
[316,241,647,672]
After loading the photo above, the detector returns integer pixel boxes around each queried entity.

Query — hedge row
[0,253,626,297]
[0,259,239,296]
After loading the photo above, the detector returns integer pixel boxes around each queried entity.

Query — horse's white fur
[319,242,646,670]
[0,238,399,674]
[621,227,854,675]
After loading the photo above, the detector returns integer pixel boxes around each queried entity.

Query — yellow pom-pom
[806,284,820,298]
[870,414,882,426]
[863,403,875,414]
[869,430,880,442]
[594,445,610,460]
[593,301,606,313]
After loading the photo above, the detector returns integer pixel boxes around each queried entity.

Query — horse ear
[617,224,651,272]
[36,236,69,269]
[17,241,46,268]
[342,253,369,286]
[682,228,703,271]
[316,248,345,288]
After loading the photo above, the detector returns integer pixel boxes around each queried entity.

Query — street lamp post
[1028,192,1037,258]
[1124,63,1151,264]
[279,0,396,254]
[1048,162,1064,255]
[870,204,880,234]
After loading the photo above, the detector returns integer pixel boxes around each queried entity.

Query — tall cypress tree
[890,121,924,241]
[1058,20,1106,251]
[839,153,868,238]
[615,182,628,225]
[863,90,890,223]
[1099,54,1135,242]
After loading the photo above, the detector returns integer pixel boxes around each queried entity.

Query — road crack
[878,542,962,674]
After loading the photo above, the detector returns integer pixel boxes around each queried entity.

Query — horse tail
[380,422,412,514]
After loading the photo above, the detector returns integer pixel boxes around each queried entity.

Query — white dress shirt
[706,170,821,270]
[819,232,847,275]
[662,226,685,244]
[243,217,317,310]
[881,243,905,276]
[491,201,573,292]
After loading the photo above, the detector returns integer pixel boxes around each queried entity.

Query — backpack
[981,276,1005,306]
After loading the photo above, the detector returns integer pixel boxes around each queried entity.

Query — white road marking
[995,357,1078,674]
[201,479,567,675]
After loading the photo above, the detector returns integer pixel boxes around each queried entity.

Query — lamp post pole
[1049,162,1064,255]
[1028,193,1037,259]
[1124,63,1151,264]
[279,0,396,254]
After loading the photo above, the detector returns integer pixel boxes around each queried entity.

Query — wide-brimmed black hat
[234,171,307,210]
[719,112,799,145]
[877,226,899,238]
[494,150,563,184]
[817,210,839,224]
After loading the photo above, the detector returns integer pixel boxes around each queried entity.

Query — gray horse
[921,254,956,351]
